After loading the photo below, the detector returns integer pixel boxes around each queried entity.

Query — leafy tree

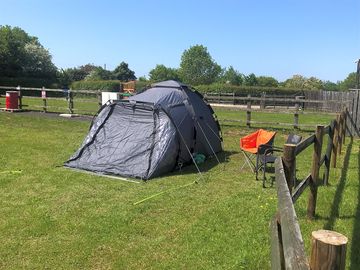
[244,73,258,86]
[256,76,279,87]
[339,72,357,90]
[113,61,136,81]
[284,75,323,90]
[323,80,340,91]
[138,76,148,82]
[283,75,307,89]
[62,64,98,82]
[149,64,180,82]
[23,41,57,78]
[303,76,323,90]
[0,25,57,78]
[179,45,221,85]
[85,67,113,81]
[219,66,243,85]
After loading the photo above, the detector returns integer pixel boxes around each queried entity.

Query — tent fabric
[64,80,222,180]
[239,129,276,154]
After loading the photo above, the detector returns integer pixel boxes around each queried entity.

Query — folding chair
[239,129,277,173]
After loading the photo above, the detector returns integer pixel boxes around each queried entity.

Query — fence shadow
[324,138,353,230]
[350,144,360,270]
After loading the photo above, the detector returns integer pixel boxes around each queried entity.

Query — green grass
[0,110,358,269]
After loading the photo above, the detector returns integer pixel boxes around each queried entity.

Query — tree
[244,73,258,86]
[219,66,243,85]
[339,72,357,90]
[85,67,113,80]
[283,75,323,90]
[323,80,340,91]
[23,41,57,78]
[62,64,99,82]
[149,64,180,82]
[303,77,323,90]
[256,76,279,87]
[113,62,136,81]
[0,25,57,78]
[179,45,221,85]
[283,75,307,89]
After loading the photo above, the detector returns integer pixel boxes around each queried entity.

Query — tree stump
[310,230,347,270]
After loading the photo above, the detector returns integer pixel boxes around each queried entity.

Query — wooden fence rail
[271,109,349,269]
[0,86,131,114]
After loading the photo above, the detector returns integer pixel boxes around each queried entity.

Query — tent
[64,80,222,180]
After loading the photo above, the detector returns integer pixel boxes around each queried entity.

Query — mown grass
[0,109,358,269]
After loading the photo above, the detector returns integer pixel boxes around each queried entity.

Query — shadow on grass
[350,144,360,270]
[324,138,353,230]
[155,150,238,179]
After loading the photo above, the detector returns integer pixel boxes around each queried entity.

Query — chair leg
[263,162,266,188]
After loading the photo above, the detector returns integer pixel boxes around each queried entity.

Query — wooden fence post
[338,113,343,155]
[282,144,297,193]
[17,85,22,110]
[260,92,266,109]
[310,230,347,270]
[342,111,346,145]
[331,115,339,168]
[323,120,335,185]
[68,90,74,114]
[42,87,47,113]
[294,98,300,129]
[307,125,324,219]
[246,94,251,128]
[97,90,102,109]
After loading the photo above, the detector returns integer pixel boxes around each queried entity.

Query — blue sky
[1,0,359,82]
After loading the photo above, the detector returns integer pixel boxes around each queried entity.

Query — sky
[1,0,359,82]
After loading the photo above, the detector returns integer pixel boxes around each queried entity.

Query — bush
[71,80,121,92]
[195,83,306,97]
[0,77,58,88]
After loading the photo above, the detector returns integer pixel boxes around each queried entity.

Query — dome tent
[64,80,222,180]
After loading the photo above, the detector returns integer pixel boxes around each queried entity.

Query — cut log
[310,230,347,270]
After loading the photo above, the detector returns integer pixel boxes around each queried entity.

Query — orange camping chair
[239,129,277,174]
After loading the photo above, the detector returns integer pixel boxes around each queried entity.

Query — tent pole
[173,122,203,177]
[196,121,221,164]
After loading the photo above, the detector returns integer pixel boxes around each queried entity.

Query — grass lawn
[0,109,359,269]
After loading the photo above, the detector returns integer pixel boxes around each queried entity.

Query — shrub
[0,77,58,88]
[71,80,120,92]
[195,83,306,97]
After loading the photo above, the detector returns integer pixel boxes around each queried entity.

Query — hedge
[0,77,58,88]
[194,83,306,97]
[71,80,121,92]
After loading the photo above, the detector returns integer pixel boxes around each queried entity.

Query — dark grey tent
[64,80,222,180]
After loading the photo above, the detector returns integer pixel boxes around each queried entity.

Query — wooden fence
[0,86,103,114]
[271,109,349,269]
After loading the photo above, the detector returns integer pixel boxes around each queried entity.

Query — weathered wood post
[97,90,102,109]
[338,113,343,155]
[307,125,324,219]
[246,94,251,128]
[294,97,300,129]
[323,120,335,185]
[232,92,235,105]
[17,85,22,110]
[331,115,340,168]
[342,111,346,145]
[282,144,297,193]
[42,87,47,113]
[310,230,347,270]
[260,92,266,110]
[68,90,74,114]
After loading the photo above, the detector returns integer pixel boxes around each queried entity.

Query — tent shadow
[159,150,237,178]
